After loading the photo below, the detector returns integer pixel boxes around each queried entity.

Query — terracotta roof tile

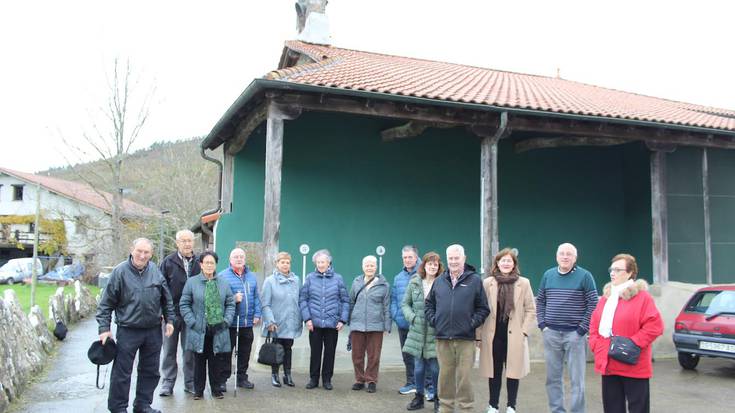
[0,167,156,217]
[266,41,735,132]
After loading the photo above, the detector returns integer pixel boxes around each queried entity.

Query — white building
[0,167,155,269]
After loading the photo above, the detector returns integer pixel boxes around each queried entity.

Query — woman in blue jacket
[299,249,350,390]
[261,251,303,388]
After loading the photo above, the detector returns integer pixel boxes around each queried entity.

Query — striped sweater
[536,265,598,335]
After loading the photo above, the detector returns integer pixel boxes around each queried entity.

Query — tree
[61,58,155,262]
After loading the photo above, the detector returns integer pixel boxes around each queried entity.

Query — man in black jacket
[158,229,200,396]
[426,244,490,413]
[97,238,175,413]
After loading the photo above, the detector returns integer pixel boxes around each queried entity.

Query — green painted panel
[710,197,735,243]
[667,195,704,243]
[668,242,706,283]
[711,244,735,284]
[708,148,735,196]
[667,147,702,195]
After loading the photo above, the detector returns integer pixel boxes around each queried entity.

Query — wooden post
[702,148,713,285]
[479,112,509,274]
[649,148,670,285]
[262,100,301,278]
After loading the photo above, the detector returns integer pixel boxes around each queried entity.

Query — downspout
[199,146,223,241]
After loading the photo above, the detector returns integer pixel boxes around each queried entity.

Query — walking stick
[234,314,240,398]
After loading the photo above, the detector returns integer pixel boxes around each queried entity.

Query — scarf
[204,278,224,326]
[492,271,519,322]
[598,279,635,338]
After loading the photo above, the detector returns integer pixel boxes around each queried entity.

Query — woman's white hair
[312,249,332,264]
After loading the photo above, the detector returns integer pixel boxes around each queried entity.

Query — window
[12,184,24,201]
[685,291,735,314]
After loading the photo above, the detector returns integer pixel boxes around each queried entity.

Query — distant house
[199,39,735,289]
[0,167,155,269]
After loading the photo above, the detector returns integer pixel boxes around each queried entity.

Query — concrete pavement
[9,317,735,413]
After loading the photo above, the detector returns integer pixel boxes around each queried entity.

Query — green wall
[216,111,653,291]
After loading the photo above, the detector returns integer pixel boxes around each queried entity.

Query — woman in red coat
[589,253,663,413]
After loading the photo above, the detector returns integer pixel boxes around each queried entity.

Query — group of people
[96,232,664,413]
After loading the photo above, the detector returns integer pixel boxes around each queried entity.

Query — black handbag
[257,331,285,366]
[608,335,641,365]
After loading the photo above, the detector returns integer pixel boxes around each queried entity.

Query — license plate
[699,341,735,353]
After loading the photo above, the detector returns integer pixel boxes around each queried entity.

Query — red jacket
[589,280,663,378]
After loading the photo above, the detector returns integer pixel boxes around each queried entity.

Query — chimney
[295,0,331,45]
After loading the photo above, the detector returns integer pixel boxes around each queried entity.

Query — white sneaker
[506,407,516,413]
[485,406,498,413]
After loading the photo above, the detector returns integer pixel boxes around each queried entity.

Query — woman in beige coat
[478,248,536,413]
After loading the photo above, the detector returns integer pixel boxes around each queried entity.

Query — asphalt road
[9,317,735,413]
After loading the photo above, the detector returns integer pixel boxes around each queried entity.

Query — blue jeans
[542,329,587,413]
[414,357,439,396]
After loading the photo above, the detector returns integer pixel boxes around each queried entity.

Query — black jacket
[425,265,490,341]
[160,251,201,314]
[96,257,176,333]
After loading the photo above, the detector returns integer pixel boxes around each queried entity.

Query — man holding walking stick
[220,248,261,391]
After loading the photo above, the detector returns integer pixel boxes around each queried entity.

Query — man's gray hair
[175,229,194,241]
[312,249,332,264]
[557,243,578,257]
[131,237,154,250]
[362,255,377,265]
[401,245,419,257]
[446,244,465,257]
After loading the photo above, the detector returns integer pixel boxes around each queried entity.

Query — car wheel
[6,278,14,285]
[678,352,700,370]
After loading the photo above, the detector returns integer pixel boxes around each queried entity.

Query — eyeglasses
[608,267,627,275]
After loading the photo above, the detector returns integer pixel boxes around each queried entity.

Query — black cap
[87,339,117,365]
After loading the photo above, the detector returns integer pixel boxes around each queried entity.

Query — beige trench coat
[478,276,536,379]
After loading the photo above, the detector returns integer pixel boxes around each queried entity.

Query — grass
[1,283,101,327]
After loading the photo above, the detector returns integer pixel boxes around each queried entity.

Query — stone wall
[0,281,96,413]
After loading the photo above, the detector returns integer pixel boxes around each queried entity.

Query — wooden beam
[261,100,298,279]
[381,121,456,141]
[228,103,268,155]
[221,147,235,213]
[650,150,669,285]
[515,136,630,153]
[480,112,510,273]
[702,148,713,285]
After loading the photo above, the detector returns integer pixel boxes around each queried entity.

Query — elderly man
[96,238,175,413]
[426,244,489,413]
[158,229,200,396]
[391,245,419,394]
[536,243,599,413]
[219,247,261,390]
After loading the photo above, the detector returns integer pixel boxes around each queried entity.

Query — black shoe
[217,383,227,393]
[193,393,203,400]
[283,373,295,387]
[306,380,319,389]
[407,393,424,410]
[352,382,365,391]
[133,407,161,413]
[158,387,172,397]
[323,381,333,390]
[213,391,225,399]
[366,382,376,393]
[271,373,282,387]
[237,379,255,389]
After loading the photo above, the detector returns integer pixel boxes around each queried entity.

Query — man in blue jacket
[219,247,261,390]
[391,245,419,394]
[426,244,490,413]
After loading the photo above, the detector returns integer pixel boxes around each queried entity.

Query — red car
[673,285,735,369]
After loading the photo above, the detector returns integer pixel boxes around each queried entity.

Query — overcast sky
[2,0,733,173]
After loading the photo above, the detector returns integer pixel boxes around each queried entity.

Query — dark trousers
[351,331,384,384]
[193,332,224,395]
[272,338,295,374]
[398,328,415,385]
[601,375,650,413]
[489,330,519,409]
[222,327,254,383]
[309,327,339,383]
[108,326,162,412]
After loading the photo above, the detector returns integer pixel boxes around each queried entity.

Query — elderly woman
[479,248,536,413]
[348,255,391,393]
[179,250,235,400]
[261,251,303,388]
[402,251,443,412]
[589,254,663,413]
[299,249,350,390]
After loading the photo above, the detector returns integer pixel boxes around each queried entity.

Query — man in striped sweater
[536,243,598,413]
